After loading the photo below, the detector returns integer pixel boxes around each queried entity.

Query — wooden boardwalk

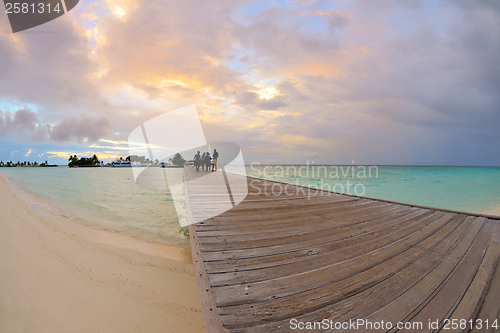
[185,167,500,332]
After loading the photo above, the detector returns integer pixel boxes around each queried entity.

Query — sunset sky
[0,0,499,165]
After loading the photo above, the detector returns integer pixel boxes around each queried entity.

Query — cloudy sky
[0,0,499,165]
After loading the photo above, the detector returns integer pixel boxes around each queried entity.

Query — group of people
[193,149,219,172]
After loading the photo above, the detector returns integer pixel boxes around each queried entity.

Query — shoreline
[0,169,190,250]
[0,171,192,261]
[0,172,206,332]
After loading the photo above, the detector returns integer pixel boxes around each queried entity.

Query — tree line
[1,153,187,168]
[68,155,102,167]
[0,160,52,167]
[121,154,186,165]
[125,155,153,163]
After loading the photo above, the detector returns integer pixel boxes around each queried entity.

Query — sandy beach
[485,206,500,217]
[0,173,206,333]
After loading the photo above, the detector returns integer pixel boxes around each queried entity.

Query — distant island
[126,155,153,163]
[106,154,186,167]
[68,155,102,167]
[0,160,57,167]
[125,154,185,165]
[0,153,187,168]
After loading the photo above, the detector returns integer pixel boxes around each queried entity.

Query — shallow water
[1,167,188,246]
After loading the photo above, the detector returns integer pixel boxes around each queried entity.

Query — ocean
[2,165,500,246]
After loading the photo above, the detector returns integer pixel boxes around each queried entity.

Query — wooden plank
[215,211,472,323]
[470,220,500,333]
[193,199,377,227]
[204,210,436,274]
[396,219,493,333]
[200,207,420,261]
[196,205,410,237]
[222,215,477,332]
[447,223,500,333]
[186,167,225,333]
[207,213,460,287]
[189,225,226,333]
[195,201,394,232]
[358,217,484,333]
[184,166,500,333]
[197,205,417,250]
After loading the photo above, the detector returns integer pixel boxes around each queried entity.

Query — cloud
[0,109,111,145]
[0,0,499,165]
[50,116,111,144]
[234,91,287,110]
[0,109,50,141]
[0,13,107,119]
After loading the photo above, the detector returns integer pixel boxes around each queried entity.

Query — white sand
[0,173,206,333]
[485,206,500,217]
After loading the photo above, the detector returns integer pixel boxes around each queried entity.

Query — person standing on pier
[194,151,201,172]
[212,149,219,172]
[200,152,206,171]
[205,152,212,172]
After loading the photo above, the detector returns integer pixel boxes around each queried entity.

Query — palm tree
[68,155,79,167]
[169,153,186,166]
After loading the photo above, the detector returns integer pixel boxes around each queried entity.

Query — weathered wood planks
[186,167,500,333]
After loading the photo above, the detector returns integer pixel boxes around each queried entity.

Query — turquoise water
[2,166,500,246]
[1,167,188,246]
[227,165,500,215]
